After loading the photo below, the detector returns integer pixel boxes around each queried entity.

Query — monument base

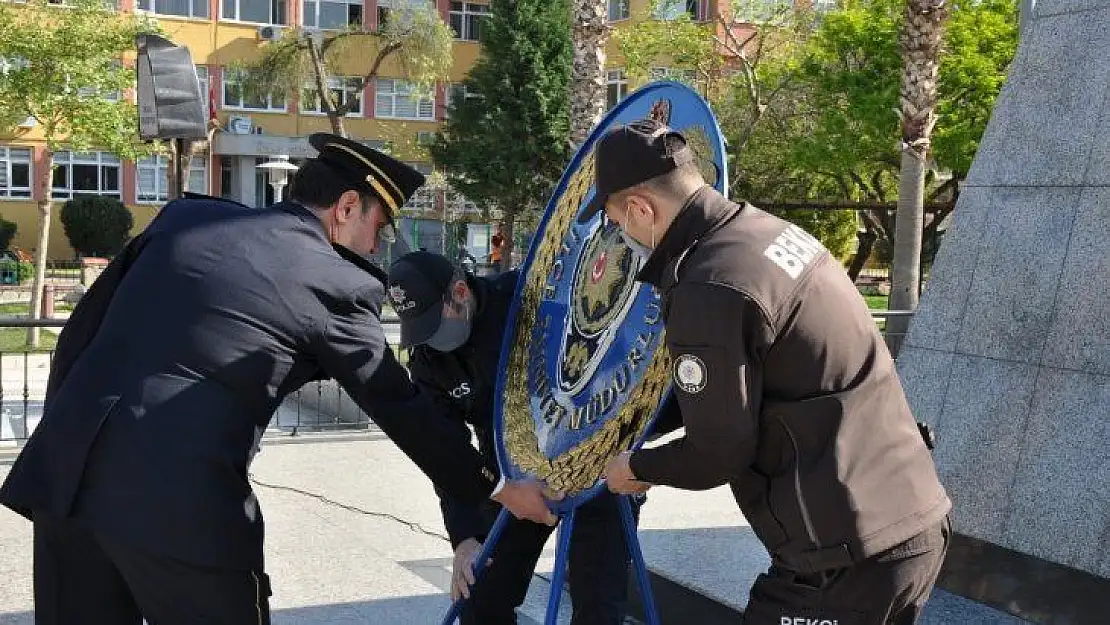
[620,532,1105,624]
[936,533,1110,625]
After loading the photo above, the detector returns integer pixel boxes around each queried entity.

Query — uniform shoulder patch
[673,354,707,394]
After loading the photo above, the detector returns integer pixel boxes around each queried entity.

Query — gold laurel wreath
[501,148,674,496]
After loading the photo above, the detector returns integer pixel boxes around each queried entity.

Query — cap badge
[388,285,416,312]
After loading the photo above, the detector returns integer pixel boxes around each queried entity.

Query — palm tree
[887,0,949,355]
[570,0,611,147]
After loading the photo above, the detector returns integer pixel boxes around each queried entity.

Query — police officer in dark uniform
[589,120,952,624]
[0,133,554,625]
[388,251,641,625]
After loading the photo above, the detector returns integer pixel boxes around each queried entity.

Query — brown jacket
[630,187,950,572]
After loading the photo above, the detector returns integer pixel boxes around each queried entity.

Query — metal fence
[0,311,912,445]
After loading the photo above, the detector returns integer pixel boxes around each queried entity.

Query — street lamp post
[255,155,300,205]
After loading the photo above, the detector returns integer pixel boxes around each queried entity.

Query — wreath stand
[439,493,660,625]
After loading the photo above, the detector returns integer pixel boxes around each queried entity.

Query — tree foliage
[242,1,453,137]
[0,0,157,344]
[61,195,134,257]
[0,0,157,158]
[428,0,572,269]
[615,0,1018,268]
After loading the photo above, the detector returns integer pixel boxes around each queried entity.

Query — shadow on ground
[0,595,458,625]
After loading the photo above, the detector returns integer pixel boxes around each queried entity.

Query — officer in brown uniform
[591,120,952,625]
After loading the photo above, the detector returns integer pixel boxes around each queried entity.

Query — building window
[136,0,209,18]
[222,68,287,111]
[607,0,629,21]
[303,0,363,29]
[196,65,210,119]
[374,78,434,120]
[52,152,121,200]
[136,155,208,204]
[378,0,434,28]
[606,69,628,109]
[445,82,482,117]
[301,77,363,115]
[654,0,700,20]
[221,0,287,24]
[449,2,490,41]
[0,147,32,200]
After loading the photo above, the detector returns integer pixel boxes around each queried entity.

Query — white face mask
[619,230,652,260]
[378,222,397,245]
[620,204,655,260]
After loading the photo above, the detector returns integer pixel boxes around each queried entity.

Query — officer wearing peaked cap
[0,132,555,625]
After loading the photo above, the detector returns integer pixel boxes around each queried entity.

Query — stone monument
[896,0,1110,621]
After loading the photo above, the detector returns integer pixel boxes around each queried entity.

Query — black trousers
[33,515,272,625]
[743,517,952,625]
[462,491,643,625]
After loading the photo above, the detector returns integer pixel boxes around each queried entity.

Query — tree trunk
[847,220,877,283]
[27,152,54,348]
[499,215,514,272]
[327,112,347,137]
[308,37,347,138]
[166,138,188,201]
[887,0,948,357]
[888,150,926,351]
[570,0,610,148]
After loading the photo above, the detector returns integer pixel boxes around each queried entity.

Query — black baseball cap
[308,133,425,224]
[577,119,695,224]
[387,251,458,348]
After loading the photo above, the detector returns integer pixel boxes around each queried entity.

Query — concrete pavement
[0,435,1031,624]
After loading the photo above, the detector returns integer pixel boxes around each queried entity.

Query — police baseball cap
[387,251,458,348]
[308,133,425,224]
[577,119,695,224]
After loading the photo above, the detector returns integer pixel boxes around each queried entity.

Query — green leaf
[428,0,572,225]
[0,0,163,160]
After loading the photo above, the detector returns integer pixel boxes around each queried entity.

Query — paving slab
[0,437,1036,624]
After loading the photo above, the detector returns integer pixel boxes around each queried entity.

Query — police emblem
[491,81,729,506]
[673,354,707,394]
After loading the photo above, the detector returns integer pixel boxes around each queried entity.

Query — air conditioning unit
[257,25,284,41]
[227,115,254,135]
[416,131,436,145]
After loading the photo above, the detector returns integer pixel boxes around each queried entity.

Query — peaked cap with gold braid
[307,133,425,222]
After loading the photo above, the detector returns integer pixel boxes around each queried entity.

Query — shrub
[60,196,133,257]
[0,216,16,251]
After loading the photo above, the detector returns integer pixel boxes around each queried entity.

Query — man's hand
[605,452,652,495]
[492,479,558,525]
[451,538,488,601]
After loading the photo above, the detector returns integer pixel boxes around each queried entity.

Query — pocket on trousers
[743,570,870,625]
